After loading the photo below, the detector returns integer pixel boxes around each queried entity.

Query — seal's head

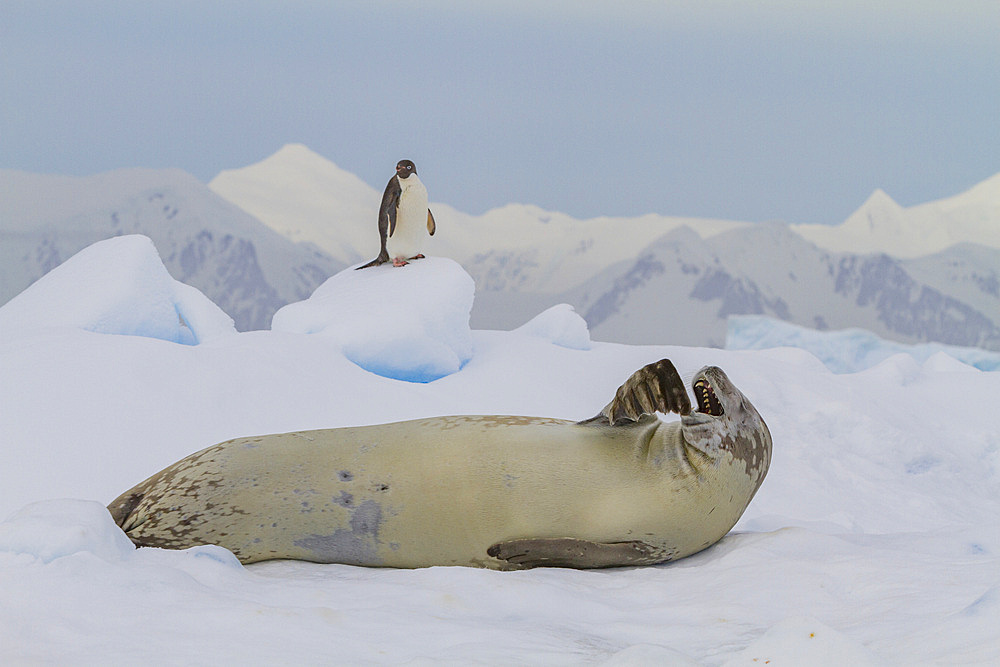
[681,366,771,492]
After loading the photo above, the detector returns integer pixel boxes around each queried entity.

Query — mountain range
[3,144,998,350]
[1,167,344,330]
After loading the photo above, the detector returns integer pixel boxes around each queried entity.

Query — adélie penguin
[357,160,437,269]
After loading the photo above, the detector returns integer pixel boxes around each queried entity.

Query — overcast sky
[2,1,998,224]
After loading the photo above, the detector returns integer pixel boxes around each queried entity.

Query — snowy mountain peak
[842,188,904,234]
[209,146,381,263]
[860,188,901,214]
[271,142,335,164]
[212,144,378,200]
[937,170,1000,212]
[792,172,1000,258]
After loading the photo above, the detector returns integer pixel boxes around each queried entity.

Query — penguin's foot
[411,254,426,260]
[392,258,409,267]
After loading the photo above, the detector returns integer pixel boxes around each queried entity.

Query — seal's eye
[694,379,724,416]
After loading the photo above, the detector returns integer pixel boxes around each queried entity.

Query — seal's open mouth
[694,378,724,416]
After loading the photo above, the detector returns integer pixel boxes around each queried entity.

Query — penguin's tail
[356,249,390,270]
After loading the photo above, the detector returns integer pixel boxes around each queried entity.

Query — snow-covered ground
[1,237,998,665]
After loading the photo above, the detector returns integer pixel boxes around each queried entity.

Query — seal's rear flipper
[107,491,144,535]
[579,358,691,426]
[486,537,672,569]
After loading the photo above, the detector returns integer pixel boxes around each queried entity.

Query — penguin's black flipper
[427,209,436,236]
[380,176,401,238]
[356,175,402,270]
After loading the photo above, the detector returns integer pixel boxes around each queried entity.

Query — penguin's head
[396,160,417,179]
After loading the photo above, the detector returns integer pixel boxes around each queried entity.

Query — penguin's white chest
[388,176,429,260]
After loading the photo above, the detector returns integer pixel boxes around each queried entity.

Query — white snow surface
[271,257,475,382]
[727,315,1000,373]
[1,238,999,665]
[0,235,235,345]
[513,303,592,351]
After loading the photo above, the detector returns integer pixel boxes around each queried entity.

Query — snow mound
[0,499,246,573]
[272,257,475,382]
[513,303,592,350]
[726,315,1000,373]
[0,500,135,563]
[0,235,235,345]
[602,644,700,665]
[722,616,885,666]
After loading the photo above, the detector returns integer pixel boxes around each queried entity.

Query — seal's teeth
[693,378,723,417]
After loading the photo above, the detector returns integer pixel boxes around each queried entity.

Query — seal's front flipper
[486,537,670,569]
[579,358,691,426]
